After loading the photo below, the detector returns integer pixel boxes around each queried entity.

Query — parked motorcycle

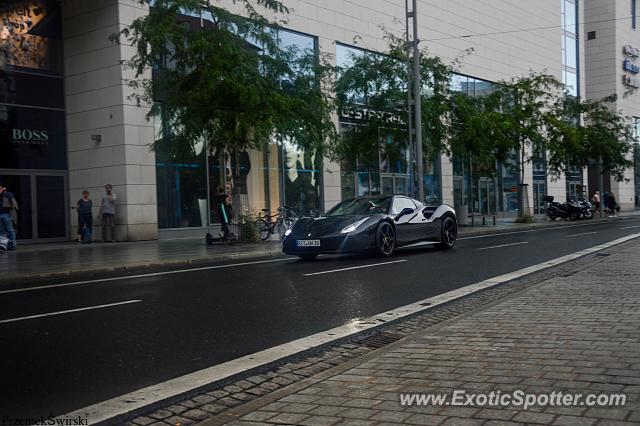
[544,196,585,221]
[576,198,594,220]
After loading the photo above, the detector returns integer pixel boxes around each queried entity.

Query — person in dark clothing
[0,185,17,251]
[608,192,617,217]
[76,190,93,243]
[217,193,233,240]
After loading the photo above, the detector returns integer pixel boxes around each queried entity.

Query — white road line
[476,241,528,251]
[0,300,141,325]
[61,232,640,425]
[458,218,640,241]
[0,258,292,296]
[567,231,598,237]
[303,260,407,276]
[621,225,640,230]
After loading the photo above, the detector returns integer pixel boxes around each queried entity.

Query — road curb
[458,215,636,238]
[0,247,284,286]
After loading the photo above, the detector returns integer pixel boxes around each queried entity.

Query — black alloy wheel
[437,216,457,249]
[375,222,396,257]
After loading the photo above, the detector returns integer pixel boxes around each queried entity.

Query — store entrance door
[472,178,497,215]
[533,180,546,214]
[0,171,68,242]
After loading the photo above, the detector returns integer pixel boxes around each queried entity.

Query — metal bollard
[482,216,486,225]
[493,215,496,226]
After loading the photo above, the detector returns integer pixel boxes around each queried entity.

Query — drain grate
[356,331,404,349]
[595,253,612,257]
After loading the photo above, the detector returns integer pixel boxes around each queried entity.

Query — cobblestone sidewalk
[206,239,640,426]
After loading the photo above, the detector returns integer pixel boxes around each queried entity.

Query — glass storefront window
[154,25,320,226]
[0,0,62,74]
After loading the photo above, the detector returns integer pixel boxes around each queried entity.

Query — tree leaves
[114,0,336,159]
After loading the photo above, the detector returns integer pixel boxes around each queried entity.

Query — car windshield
[326,197,391,216]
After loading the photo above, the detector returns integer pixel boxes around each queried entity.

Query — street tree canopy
[113,0,336,160]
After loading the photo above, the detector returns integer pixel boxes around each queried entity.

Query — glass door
[533,181,546,214]
[0,171,67,242]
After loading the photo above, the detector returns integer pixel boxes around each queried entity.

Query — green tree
[546,94,633,182]
[113,0,336,187]
[487,73,564,217]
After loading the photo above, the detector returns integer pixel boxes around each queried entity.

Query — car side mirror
[395,207,414,221]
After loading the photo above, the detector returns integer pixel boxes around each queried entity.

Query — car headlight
[284,229,292,237]
[341,217,369,234]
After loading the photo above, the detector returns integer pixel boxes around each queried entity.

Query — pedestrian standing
[101,184,117,242]
[0,185,18,251]
[217,193,233,240]
[592,191,600,213]
[76,190,93,243]
[608,192,617,217]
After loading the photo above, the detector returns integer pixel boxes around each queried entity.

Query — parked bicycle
[260,206,298,240]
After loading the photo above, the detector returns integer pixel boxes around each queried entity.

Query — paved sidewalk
[210,238,640,426]
[1,212,637,284]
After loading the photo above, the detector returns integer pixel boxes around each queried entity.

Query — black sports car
[282,195,457,260]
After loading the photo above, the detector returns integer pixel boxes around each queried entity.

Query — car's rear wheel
[437,216,457,249]
[375,222,396,257]
[297,254,318,261]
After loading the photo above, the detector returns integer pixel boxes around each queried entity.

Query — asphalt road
[2,218,640,417]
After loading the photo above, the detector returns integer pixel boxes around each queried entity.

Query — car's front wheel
[375,222,396,257]
[437,216,457,249]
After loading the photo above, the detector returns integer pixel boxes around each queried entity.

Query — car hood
[292,215,377,237]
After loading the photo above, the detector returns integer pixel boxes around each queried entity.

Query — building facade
[0,0,636,242]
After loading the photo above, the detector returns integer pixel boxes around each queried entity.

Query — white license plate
[297,239,320,247]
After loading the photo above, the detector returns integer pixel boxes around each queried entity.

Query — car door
[391,196,421,245]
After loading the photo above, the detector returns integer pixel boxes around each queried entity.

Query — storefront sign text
[11,128,49,145]
[340,107,404,126]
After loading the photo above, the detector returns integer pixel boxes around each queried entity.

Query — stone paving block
[191,393,216,404]
[440,418,484,426]
[164,404,188,415]
[297,415,342,426]
[306,405,349,417]
[180,409,210,421]
[207,389,230,399]
[369,410,413,423]
[583,407,630,420]
[148,410,173,420]
[512,411,556,424]
[474,408,517,421]
[552,415,597,426]
[239,410,278,422]
[200,403,226,414]
[266,412,310,424]
[339,407,380,420]
[164,416,194,425]
[404,413,448,425]
[132,416,156,425]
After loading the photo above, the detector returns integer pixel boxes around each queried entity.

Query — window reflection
[0,0,62,74]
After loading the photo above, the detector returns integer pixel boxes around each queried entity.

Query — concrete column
[63,0,157,241]
[440,154,454,206]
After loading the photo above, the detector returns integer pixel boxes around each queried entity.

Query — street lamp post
[406,0,425,202]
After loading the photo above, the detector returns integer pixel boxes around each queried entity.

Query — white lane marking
[61,232,640,425]
[0,300,141,325]
[0,258,292,296]
[458,218,640,241]
[303,260,407,276]
[476,241,528,251]
[621,225,640,230]
[567,231,598,237]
